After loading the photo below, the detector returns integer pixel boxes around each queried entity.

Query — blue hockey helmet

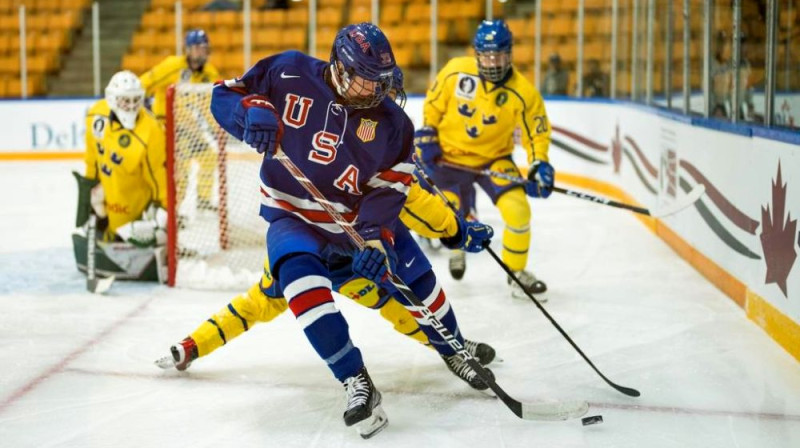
[330,23,396,109]
[473,20,513,83]
[390,66,406,109]
[185,29,210,71]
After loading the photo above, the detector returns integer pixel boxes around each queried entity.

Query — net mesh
[167,83,265,290]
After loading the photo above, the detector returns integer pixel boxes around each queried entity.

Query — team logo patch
[356,118,378,143]
[118,134,131,148]
[496,92,508,106]
[180,69,192,82]
[455,74,478,101]
[92,116,105,139]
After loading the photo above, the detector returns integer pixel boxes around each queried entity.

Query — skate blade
[154,356,176,370]
[356,405,389,439]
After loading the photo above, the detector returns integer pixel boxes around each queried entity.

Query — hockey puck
[581,415,603,426]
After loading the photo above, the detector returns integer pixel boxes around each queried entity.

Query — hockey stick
[86,213,115,294]
[415,159,641,398]
[438,160,705,219]
[274,149,588,421]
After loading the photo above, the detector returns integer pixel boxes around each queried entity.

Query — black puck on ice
[581,415,603,426]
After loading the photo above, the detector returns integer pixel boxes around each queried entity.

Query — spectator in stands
[733,34,756,121]
[710,30,730,117]
[581,59,609,98]
[541,53,568,95]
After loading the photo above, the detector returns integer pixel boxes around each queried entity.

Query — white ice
[1,161,799,448]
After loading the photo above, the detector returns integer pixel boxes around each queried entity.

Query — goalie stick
[86,213,115,294]
[437,160,705,219]
[274,149,589,421]
[415,158,641,398]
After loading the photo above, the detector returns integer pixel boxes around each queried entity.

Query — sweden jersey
[139,55,221,120]
[423,56,552,167]
[84,99,166,235]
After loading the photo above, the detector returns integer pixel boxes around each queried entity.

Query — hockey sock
[279,253,363,382]
[393,270,463,356]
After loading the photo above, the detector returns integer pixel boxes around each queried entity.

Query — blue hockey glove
[413,126,442,176]
[235,94,283,156]
[441,217,494,253]
[352,227,398,284]
[525,160,555,198]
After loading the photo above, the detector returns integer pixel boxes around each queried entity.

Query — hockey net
[165,83,265,290]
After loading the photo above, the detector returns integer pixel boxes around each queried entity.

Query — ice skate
[508,270,548,302]
[449,250,466,280]
[154,337,197,371]
[342,367,388,439]
[464,339,499,365]
[441,353,495,391]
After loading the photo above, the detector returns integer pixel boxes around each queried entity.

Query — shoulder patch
[455,74,479,101]
[92,116,106,139]
[118,134,131,148]
[496,92,508,106]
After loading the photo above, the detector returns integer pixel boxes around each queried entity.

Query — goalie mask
[105,70,144,130]
[330,23,395,109]
[473,20,513,83]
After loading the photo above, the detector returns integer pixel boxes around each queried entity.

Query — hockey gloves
[236,94,284,156]
[352,227,398,284]
[441,217,494,253]
[413,126,442,176]
[525,160,555,198]
[115,205,168,248]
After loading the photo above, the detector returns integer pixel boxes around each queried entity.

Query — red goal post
[165,83,266,290]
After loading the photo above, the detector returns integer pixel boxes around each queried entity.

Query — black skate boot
[441,353,495,391]
[449,250,466,280]
[464,339,497,365]
[508,270,548,302]
[154,337,198,371]
[343,367,388,439]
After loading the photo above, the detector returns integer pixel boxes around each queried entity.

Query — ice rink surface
[1,161,799,448]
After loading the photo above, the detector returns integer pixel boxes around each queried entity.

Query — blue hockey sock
[279,253,363,382]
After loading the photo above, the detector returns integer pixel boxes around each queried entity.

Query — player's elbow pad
[210,85,245,141]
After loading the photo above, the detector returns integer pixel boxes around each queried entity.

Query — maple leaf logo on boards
[611,123,622,173]
[759,162,797,297]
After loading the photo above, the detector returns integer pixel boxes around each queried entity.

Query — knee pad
[496,189,531,229]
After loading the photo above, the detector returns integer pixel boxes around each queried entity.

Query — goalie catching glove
[441,216,494,253]
[115,204,168,247]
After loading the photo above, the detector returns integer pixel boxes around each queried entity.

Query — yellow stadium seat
[380,4,402,25]
[317,7,342,28]
[349,6,371,24]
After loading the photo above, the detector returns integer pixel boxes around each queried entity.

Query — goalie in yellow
[415,20,555,300]
[72,70,168,281]
[155,180,498,371]
[140,29,221,210]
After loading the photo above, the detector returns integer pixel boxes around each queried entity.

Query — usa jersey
[212,51,415,244]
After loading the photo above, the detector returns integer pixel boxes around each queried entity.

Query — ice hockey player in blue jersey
[210,23,495,439]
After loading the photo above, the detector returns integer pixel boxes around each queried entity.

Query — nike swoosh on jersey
[404,257,415,268]
[280,72,300,79]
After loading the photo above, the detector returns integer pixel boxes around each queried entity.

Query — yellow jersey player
[415,20,555,300]
[72,70,168,281]
[155,180,497,371]
[140,29,221,210]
